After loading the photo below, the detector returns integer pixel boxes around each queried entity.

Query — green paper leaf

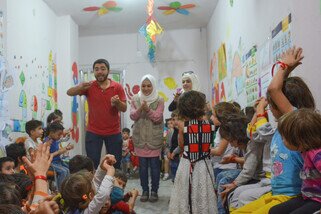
[108,7,122,12]
[19,71,25,85]
[170,1,181,9]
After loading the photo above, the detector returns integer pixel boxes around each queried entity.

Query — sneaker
[149,191,158,202]
[162,173,169,181]
[140,191,149,202]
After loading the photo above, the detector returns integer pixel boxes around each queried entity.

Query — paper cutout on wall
[232,52,244,95]
[272,14,292,64]
[214,81,219,104]
[163,77,177,90]
[218,43,227,81]
[19,90,27,108]
[158,91,169,102]
[71,62,79,143]
[46,100,52,110]
[19,71,25,86]
[1,71,14,92]
[13,120,21,132]
[31,95,38,119]
[243,46,258,106]
[220,82,226,101]
[125,83,140,103]
[2,124,12,139]
[158,2,196,15]
[48,87,53,97]
[72,62,78,85]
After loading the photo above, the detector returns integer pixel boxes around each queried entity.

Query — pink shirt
[301,148,321,203]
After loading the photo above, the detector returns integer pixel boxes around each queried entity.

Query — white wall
[56,16,81,155]
[79,28,209,129]
[207,0,321,109]
[6,0,58,125]
[3,0,81,154]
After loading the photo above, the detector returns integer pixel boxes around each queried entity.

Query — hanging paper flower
[158,1,196,15]
[83,1,122,16]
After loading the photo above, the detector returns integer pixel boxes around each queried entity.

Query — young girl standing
[168,90,217,214]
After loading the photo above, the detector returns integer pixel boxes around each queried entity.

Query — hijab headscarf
[181,71,201,92]
[138,74,159,106]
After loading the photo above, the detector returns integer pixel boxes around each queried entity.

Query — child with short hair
[121,128,131,176]
[162,118,174,181]
[69,155,95,174]
[45,121,74,190]
[269,109,321,213]
[5,143,26,173]
[25,119,43,160]
[61,155,116,214]
[0,157,15,175]
[107,169,139,214]
[167,111,180,183]
[126,130,139,175]
[168,90,217,213]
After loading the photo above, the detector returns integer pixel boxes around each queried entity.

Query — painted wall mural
[71,62,79,143]
[209,14,292,109]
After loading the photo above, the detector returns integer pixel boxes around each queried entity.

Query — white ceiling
[43,0,218,37]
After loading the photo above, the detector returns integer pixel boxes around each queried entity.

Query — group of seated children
[0,110,139,213]
[210,47,321,214]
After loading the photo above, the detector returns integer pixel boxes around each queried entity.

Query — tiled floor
[125,176,173,214]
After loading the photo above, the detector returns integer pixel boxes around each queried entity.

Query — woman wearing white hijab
[130,74,164,203]
[168,71,201,111]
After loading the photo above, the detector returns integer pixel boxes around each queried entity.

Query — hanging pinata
[139,0,163,63]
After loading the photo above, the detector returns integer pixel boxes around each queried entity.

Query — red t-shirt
[82,79,126,135]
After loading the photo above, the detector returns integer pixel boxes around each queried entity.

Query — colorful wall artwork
[208,13,292,109]
[71,62,79,143]
[125,83,140,104]
[218,43,227,81]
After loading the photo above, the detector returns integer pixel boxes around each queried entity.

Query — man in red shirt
[67,59,127,168]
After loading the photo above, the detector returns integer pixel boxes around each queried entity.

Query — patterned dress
[169,119,218,214]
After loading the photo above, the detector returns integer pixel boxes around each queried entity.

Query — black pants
[85,131,122,169]
[269,195,321,214]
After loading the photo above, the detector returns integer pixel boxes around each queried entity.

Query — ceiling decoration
[83,1,122,16]
[157,1,196,15]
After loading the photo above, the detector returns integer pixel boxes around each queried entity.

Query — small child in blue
[45,121,74,190]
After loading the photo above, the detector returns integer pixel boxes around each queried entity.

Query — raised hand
[256,97,268,113]
[281,46,304,73]
[22,142,53,177]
